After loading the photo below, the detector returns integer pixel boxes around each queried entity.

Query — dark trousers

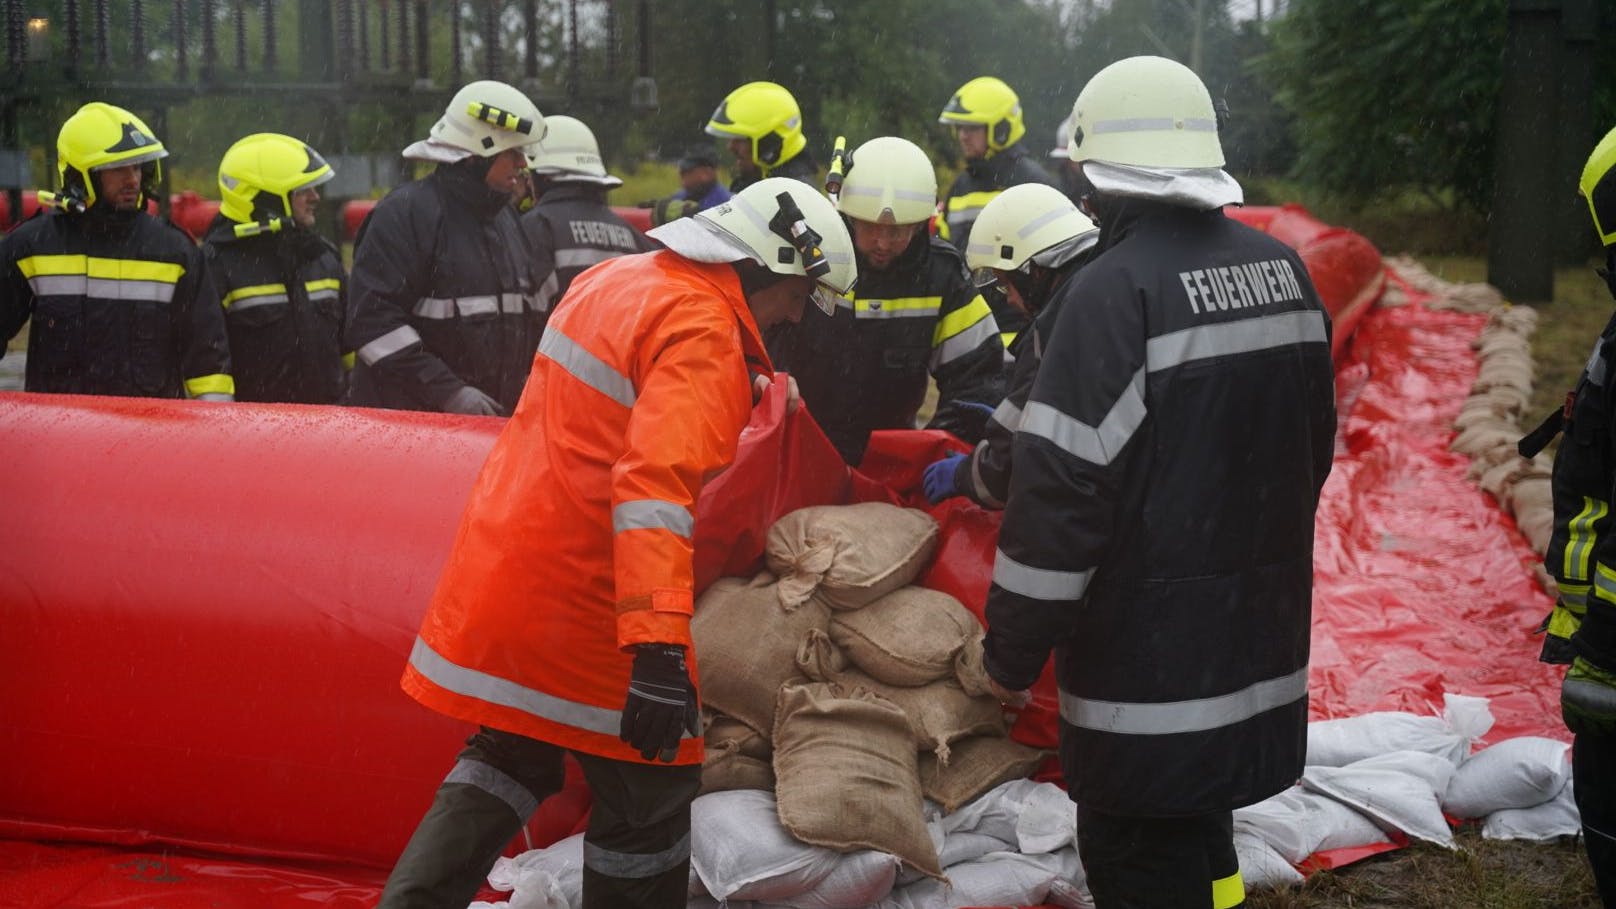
[1575,731,1616,908]
[1076,805,1244,909]
[377,727,702,909]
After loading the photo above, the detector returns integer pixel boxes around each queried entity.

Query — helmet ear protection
[756,132,784,167]
[992,118,1011,149]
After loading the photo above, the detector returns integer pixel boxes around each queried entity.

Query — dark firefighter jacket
[1537,305,1616,671]
[522,182,654,312]
[729,151,817,193]
[345,161,541,414]
[767,232,1004,465]
[0,207,232,399]
[951,255,1089,508]
[937,146,1059,341]
[202,216,347,404]
[983,202,1336,817]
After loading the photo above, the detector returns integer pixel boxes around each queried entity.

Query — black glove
[620,643,700,762]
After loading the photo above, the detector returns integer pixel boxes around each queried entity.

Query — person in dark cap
[672,148,730,212]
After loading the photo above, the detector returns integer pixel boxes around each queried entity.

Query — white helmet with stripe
[1067,55,1223,169]
[835,136,937,226]
[526,114,621,187]
[965,183,1098,276]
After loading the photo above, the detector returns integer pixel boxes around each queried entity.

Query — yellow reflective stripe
[185,373,236,397]
[937,218,951,240]
[222,282,288,309]
[305,278,341,293]
[933,294,993,345]
[946,190,1000,214]
[851,295,940,317]
[342,351,356,370]
[18,254,184,283]
[1001,331,1018,350]
[1547,602,1585,641]
[1594,562,1616,607]
[1564,497,1607,581]
[1212,870,1245,909]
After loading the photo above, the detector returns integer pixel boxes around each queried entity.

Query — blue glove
[924,452,968,504]
[956,400,997,418]
[1562,656,1616,738]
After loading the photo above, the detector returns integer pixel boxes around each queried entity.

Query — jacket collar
[434,160,516,219]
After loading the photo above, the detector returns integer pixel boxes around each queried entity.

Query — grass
[1247,828,1601,908]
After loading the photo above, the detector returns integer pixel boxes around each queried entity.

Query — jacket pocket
[129,300,173,394]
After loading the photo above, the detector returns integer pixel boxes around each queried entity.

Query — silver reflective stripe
[967,440,1004,508]
[306,289,339,303]
[584,832,691,879]
[613,499,694,538]
[29,275,178,302]
[412,295,501,319]
[1059,665,1309,736]
[500,292,527,313]
[458,295,499,317]
[841,185,935,203]
[1587,336,1608,388]
[231,292,290,312]
[1019,366,1147,467]
[947,211,977,232]
[1147,310,1327,372]
[932,313,998,367]
[1091,116,1218,135]
[445,758,539,820]
[539,328,636,407]
[990,398,1023,432]
[557,248,620,269]
[409,636,625,736]
[413,297,457,319]
[535,272,561,312]
[992,547,1093,601]
[1019,205,1070,238]
[357,324,423,365]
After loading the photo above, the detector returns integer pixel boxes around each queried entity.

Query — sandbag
[693,574,829,735]
[1302,751,1457,848]
[766,503,940,610]
[706,714,771,760]
[1233,786,1390,865]
[700,748,775,796]
[879,848,1082,909]
[830,666,1008,762]
[919,735,1050,814]
[1481,779,1582,844]
[1233,831,1304,890]
[1443,736,1571,819]
[478,833,582,909]
[773,681,942,878]
[829,586,982,687]
[1305,694,1493,767]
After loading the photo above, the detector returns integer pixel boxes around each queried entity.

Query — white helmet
[1049,118,1071,161]
[965,183,1098,276]
[526,115,621,187]
[1068,55,1223,169]
[428,80,546,158]
[647,176,857,314]
[835,136,937,226]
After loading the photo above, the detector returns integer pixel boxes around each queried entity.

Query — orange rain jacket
[401,250,769,765]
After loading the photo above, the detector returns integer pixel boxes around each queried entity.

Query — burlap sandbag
[832,666,1008,763]
[828,585,981,687]
[699,747,775,796]
[773,681,942,878]
[693,574,829,735]
[765,503,940,610]
[706,714,771,761]
[919,735,1052,813]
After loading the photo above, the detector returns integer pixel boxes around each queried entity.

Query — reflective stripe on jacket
[522,183,654,312]
[401,251,768,764]
[0,209,232,398]
[767,235,1003,465]
[203,216,348,404]
[344,163,541,413]
[983,203,1336,816]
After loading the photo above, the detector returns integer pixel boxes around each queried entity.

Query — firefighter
[768,135,1003,465]
[0,102,232,400]
[936,76,1060,343]
[345,80,546,416]
[521,115,654,313]
[922,183,1098,507]
[704,81,817,191]
[1520,123,1616,907]
[376,177,856,909]
[981,56,1335,909]
[1048,117,1085,206]
[201,133,347,404]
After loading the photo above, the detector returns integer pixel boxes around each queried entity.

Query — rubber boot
[375,780,527,909]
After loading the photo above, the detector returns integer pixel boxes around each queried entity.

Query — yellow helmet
[938,77,1026,154]
[1581,124,1616,248]
[835,136,937,226]
[56,101,168,210]
[218,133,334,226]
[704,81,807,170]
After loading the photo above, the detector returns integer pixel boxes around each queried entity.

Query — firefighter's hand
[988,676,1031,710]
[621,643,701,762]
[923,452,967,504]
[1562,656,1616,737]
[444,385,506,417]
[752,372,801,413]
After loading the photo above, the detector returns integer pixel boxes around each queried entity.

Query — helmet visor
[90,147,167,171]
[291,169,335,194]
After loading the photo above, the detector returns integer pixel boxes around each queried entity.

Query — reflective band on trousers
[613,499,694,538]
[993,547,1093,601]
[538,328,636,408]
[408,636,626,736]
[445,758,539,821]
[1059,665,1309,736]
[1019,366,1147,468]
[1212,870,1245,909]
[357,324,423,365]
[584,832,692,879]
